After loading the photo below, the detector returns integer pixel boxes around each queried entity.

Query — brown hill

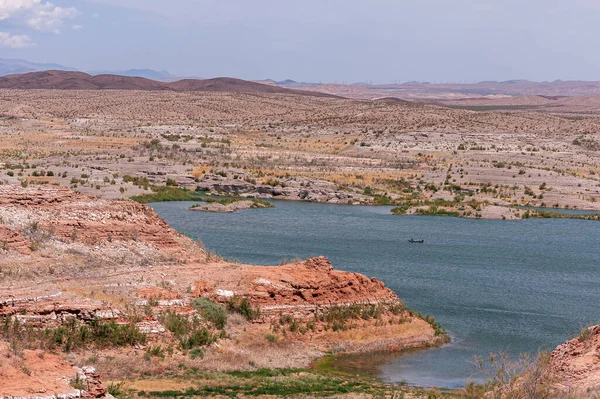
[0,70,339,97]
[169,77,336,97]
[372,96,410,104]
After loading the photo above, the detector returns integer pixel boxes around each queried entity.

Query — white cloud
[72,24,81,30]
[0,0,35,21]
[26,3,80,33]
[0,0,80,47]
[0,31,35,47]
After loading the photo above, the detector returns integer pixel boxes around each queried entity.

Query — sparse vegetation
[1,317,146,352]
[131,186,201,203]
[157,310,218,350]
[227,296,261,321]
[191,298,228,330]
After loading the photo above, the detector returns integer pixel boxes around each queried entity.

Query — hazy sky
[1,0,599,83]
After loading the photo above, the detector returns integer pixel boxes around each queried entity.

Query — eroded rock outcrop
[551,325,600,393]
[189,199,272,213]
[245,257,396,307]
[0,185,185,251]
[196,173,370,204]
[0,225,31,254]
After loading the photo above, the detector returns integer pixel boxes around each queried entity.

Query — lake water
[150,200,600,388]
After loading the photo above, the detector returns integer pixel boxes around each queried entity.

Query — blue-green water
[150,200,600,388]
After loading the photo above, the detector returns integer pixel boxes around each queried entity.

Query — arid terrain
[278,79,600,101]
[1,82,600,219]
[1,74,600,397]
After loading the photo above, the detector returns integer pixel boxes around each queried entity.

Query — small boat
[408,239,424,243]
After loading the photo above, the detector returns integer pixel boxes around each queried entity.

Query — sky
[1,0,600,83]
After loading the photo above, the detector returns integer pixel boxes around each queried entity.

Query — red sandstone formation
[244,257,396,306]
[0,185,401,317]
[0,225,31,254]
[0,185,184,251]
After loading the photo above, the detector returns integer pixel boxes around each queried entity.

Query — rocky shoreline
[196,173,371,204]
[194,175,600,221]
[0,185,443,398]
[189,198,273,213]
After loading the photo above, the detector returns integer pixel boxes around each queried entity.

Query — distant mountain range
[0,70,338,97]
[87,69,180,81]
[4,58,600,99]
[259,79,322,89]
[305,80,600,100]
[0,58,182,81]
[0,58,77,76]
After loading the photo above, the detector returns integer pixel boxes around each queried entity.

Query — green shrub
[189,348,204,359]
[265,334,277,342]
[131,186,200,203]
[180,328,216,350]
[158,310,191,337]
[157,310,217,350]
[227,296,261,321]
[0,317,146,352]
[373,195,393,205]
[70,374,86,390]
[191,298,227,329]
[144,345,165,359]
[107,382,134,399]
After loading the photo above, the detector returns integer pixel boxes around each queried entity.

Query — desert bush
[144,345,165,359]
[131,186,200,203]
[313,303,401,332]
[158,310,217,350]
[579,325,595,342]
[107,382,134,399]
[21,221,53,251]
[227,296,261,321]
[191,298,227,329]
[197,197,274,208]
[70,374,86,390]
[469,351,560,399]
[1,317,146,352]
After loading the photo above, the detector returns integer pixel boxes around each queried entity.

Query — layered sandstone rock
[0,225,31,254]
[0,185,186,251]
[0,186,398,318]
[245,256,396,307]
